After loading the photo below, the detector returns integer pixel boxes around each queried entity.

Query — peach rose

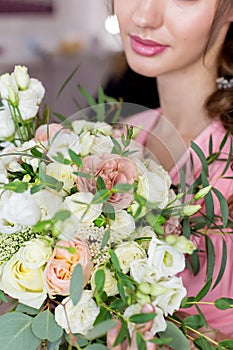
[76,154,137,209]
[35,123,69,142]
[45,237,92,295]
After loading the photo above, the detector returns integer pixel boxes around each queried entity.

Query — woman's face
[114,0,230,77]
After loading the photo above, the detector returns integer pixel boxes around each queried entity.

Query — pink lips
[130,35,168,57]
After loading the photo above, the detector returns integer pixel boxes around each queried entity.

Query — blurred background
[0,0,159,118]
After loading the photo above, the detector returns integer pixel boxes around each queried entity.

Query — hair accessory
[216,77,233,89]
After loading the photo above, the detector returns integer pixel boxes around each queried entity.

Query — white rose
[110,210,135,239]
[0,251,47,308]
[18,89,39,120]
[153,277,187,316]
[18,237,52,269]
[72,119,90,134]
[115,241,146,274]
[148,236,185,278]
[13,65,30,90]
[47,133,81,160]
[46,162,76,194]
[91,267,118,297]
[34,189,63,220]
[28,78,45,104]
[130,259,159,284]
[2,190,41,226]
[64,192,102,225]
[55,214,80,241]
[79,131,95,156]
[137,166,171,209]
[0,109,15,139]
[90,134,113,154]
[55,291,99,334]
[0,73,18,102]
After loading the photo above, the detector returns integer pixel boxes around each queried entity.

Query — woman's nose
[132,0,164,29]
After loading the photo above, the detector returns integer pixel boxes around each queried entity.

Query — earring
[216,77,233,89]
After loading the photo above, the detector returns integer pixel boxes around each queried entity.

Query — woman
[107,0,233,348]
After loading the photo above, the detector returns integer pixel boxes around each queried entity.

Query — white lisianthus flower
[0,251,47,308]
[110,210,135,239]
[46,162,76,194]
[13,65,30,90]
[20,139,39,171]
[91,267,118,297]
[137,166,171,209]
[148,236,185,278]
[0,191,22,234]
[47,133,81,160]
[130,259,159,284]
[79,131,95,156]
[153,277,187,316]
[28,78,45,104]
[2,190,41,226]
[123,303,166,336]
[115,241,146,274]
[18,237,52,269]
[18,89,39,120]
[55,291,99,334]
[34,189,63,220]
[90,134,113,155]
[0,109,15,139]
[65,192,102,225]
[0,73,18,102]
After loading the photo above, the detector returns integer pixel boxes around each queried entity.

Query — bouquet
[0,66,232,350]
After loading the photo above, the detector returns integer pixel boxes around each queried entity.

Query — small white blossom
[13,65,30,90]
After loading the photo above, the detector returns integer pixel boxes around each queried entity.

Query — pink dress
[127,109,233,337]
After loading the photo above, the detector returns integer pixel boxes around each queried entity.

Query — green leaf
[201,172,214,223]
[30,147,43,158]
[15,303,39,315]
[221,136,232,176]
[0,290,8,303]
[215,297,233,310]
[189,250,200,276]
[182,315,205,330]
[70,263,84,306]
[0,312,41,350]
[68,149,83,167]
[136,331,147,350]
[77,84,97,107]
[56,64,80,100]
[30,184,45,194]
[129,313,156,324]
[31,309,63,342]
[85,345,109,350]
[211,187,229,228]
[97,175,107,190]
[85,320,116,340]
[52,210,71,222]
[112,184,132,193]
[218,340,233,349]
[191,141,208,176]
[208,134,213,155]
[101,228,110,248]
[114,320,129,347]
[195,278,212,302]
[205,235,215,281]
[103,202,115,220]
[111,137,122,155]
[194,336,215,349]
[73,171,92,179]
[219,132,229,151]
[95,269,105,293]
[158,321,190,350]
[212,237,227,289]
[3,181,28,193]
[92,189,111,204]
[110,250,121,272]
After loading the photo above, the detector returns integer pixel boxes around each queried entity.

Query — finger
[107,319,123,350]
[144,331,157,350]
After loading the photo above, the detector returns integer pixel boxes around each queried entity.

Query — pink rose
[35,123,69,142]
[45,237,92,296]
[76,154,137,209]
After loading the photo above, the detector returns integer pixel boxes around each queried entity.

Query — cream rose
[18,237,52,269]
[0,251,46,308]
[47,132,81,160]
[46,162,76,194]
[110,210,135,239]
[91,267,118,297]
[54,291,99,334]
[114,241,146,274]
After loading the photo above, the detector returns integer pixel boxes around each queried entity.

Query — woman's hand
[107,304,157,350]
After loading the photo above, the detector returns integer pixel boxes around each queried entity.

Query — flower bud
[150,283,168,297]
[165,234,178,246]
[194,185,212,200]
[138,282,151,295]
[181,204,201,216]
[173,236,196,255]
[8,86,19,106]
[14,65,30,90]
[135,290,151,305]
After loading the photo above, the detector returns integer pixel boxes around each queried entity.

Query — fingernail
[143,303,154,312]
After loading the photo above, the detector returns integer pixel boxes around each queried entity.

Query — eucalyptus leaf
[85,320,117,340]
[95,269,105,293]
[218,340,233,349]
[3,181,28,193]
[0,290,8,302]
[182,314,205,330]
[136,331,147,350]
[101,228,110,248]
[215,297,233,310]
[70,263,84,306]
[129,313,156,324]
[16,303,40,315]
[158,321,190,350]
[0,312,41,350]
[68,148,83,167]
[52,210,71,222]
[85,345,109,350]
[194,336,215,349]
[92,189,111,204]
[31,309,63,342]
